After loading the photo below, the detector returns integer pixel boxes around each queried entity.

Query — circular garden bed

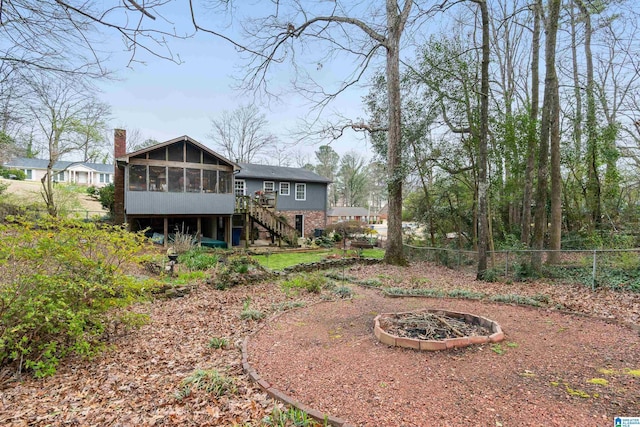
[374,309,504,350]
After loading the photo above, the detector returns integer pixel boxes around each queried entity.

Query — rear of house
[235,163,331,239]
[113,130,331,248]
[113,131,239,248]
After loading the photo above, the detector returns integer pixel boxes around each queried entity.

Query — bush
[0,168,26,180]
[96,183,114,216]
[179,248,219,270]
[213,254,264,290]
[313,235,335,248]
[169,227,196,254]
[281,273,327,294]
[0,217,158,377]
[86,185,100,197]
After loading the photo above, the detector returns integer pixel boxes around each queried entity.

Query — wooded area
[2,1,640,274]
[365,1,640,271]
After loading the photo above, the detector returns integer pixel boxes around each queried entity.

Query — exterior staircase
[235,196,299,246]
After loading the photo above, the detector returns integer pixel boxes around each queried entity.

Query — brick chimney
[113,129,126,225]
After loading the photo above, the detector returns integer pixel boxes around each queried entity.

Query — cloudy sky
[96,2,382,163]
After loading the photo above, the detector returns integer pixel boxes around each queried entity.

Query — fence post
[505,251,509,276]
[592,250,597,291]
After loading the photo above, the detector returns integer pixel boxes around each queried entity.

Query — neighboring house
[377,203,388,224]
[3,157,114,187]
[327,206,377,224]
[112,130,331,248]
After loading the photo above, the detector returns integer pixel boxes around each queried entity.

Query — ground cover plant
[0,216,160,377]
[1,243,639,425]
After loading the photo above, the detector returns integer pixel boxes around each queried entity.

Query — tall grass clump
[178,247,219,270]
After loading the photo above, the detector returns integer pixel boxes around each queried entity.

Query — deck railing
[235,196,299,246]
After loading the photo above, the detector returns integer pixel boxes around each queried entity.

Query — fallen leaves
[1,260,639,426]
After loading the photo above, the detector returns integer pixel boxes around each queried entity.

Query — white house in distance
[2,158,114,187]
[327,206,378,224]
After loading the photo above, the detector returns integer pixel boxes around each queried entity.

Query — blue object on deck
[232,228,242,246]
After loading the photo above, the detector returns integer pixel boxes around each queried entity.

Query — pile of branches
[381,312,490,340]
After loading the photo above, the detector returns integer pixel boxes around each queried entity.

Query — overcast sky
[96,2,379,163]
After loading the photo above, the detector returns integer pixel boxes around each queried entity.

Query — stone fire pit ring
[374,309,504,351]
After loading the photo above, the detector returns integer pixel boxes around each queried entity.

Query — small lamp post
[166,248,178,275]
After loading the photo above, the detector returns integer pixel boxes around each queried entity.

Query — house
[235,162,331,239]
[377,203,388,224]
[327,206,376,224]
[3,157,114,187]
[113,130,331,248]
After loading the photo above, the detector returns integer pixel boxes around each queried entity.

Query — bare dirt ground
[1,261,639,426]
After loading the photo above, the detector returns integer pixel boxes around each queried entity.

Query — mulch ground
[1,260,639,426]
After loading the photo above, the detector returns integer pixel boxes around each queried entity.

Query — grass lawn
[253,248,385,270]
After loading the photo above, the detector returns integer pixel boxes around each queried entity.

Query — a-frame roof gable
[117,135,239,170]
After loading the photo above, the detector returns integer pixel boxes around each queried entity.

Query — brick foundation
[278,210,327,238]
[252,210,326,241]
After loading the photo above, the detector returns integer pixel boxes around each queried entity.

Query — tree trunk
[521,1,541,245]
[548,64,562,263]
[383,0,411,266]
[42,164,57,217]
[576,0,601,230]
[476,0,490,279]
[532,0,561,270]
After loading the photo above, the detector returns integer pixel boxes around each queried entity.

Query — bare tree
[28,76,95,215]
[70,97,112,162]
[263,141,296,167]
[208,104,277,163]
[290,149,312,168]
[0,0,184,79]
[196,1,416,264]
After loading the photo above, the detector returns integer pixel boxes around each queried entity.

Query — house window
[168,141,184,162]
[203,170,217,193]
[149,166,166,191]
[129,165,147,191]
[263,181,275,193]
[186,143,201,163]
[295,183,306,201]
[235,179,246,196]
[99,173,109,183]
[219,171,232,193]
[185,168,201,192]
[148,147,165,161]
[56,171,66,182]
[168,167,184,192]
[25,169,32,180]
[279,182,290,196]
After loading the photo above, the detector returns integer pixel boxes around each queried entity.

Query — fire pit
[374,309,504,351]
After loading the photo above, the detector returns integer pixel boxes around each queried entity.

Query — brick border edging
[373,309,504,351]
[242,301,355,427]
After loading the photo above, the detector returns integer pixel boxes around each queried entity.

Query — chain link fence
[404,244,640,291]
